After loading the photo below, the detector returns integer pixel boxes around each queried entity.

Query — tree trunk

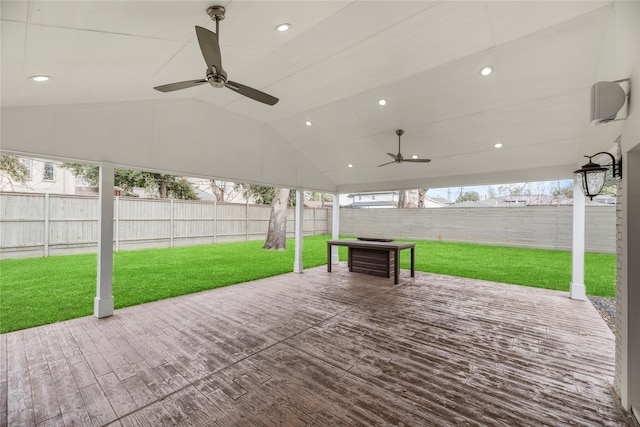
[210,179,225,202]
[418,189,428,208]
[397,190,407,208]
[263,187,290,250]
[158,181,168,198]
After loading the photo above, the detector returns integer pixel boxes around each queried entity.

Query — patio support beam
[94,162,115,318]
[294,189,304,273]
[570,178,587,300]
[331,193,339,264]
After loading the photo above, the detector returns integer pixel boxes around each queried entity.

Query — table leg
[411,247,415,277]
[394,249,400,284]
[327,243,332,272]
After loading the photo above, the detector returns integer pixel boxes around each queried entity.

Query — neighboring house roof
[194,188,218,201]
[446,201,488,208]
[304,201,333,208]
[342,200,398,208]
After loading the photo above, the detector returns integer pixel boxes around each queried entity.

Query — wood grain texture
[1,265,634,426]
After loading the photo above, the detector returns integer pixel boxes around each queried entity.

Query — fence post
[115,196,120,251]
[44,193,50,257]
[246,203,249,241]
[170,199,174,248]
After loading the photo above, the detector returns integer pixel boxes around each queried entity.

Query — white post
[294,189,304,273]
[44,193,50,257]
[170,199,174,248]
[114,196,120,252]
[331,192,340,264]
[213,200,217,244]
[570,179,587,300]
[94,162,115,318]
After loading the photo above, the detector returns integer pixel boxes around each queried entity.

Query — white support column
[94,162,115,318]
[44,193,50,257]
[293,189,304,273]
[331,192,340,264]
[570,178,587,300]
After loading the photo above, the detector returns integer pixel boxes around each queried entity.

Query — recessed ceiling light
[480,66,494,77]
[494,142,503,148]
[412,155,418,159]
[347,164,353,168]
[275,23,291,32]
[378,99,387,106]
[29,75,51,82]
[305,120,312,127]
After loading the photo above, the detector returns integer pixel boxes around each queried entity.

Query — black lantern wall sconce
[573,152,622,200]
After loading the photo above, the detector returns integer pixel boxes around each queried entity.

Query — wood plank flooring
[2,265,634,426]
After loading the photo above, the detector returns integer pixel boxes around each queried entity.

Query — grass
[0,235,615,333]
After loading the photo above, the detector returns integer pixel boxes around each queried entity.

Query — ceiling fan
[378,129,431,167]
[154,6,279,106]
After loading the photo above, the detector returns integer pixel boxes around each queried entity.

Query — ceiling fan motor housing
[207,71,226,88]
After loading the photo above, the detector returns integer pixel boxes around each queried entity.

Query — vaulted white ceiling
[0,1,629,193]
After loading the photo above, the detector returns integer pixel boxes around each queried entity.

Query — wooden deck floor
[1,265,633,426]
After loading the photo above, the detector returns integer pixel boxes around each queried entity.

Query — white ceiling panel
[0,1,28,22]
[16,25,186,106]
[273,1,440,71]
[25,1,213,41]
[486,1,612,45]
[309,1,495,97]
[0,21,27,107]
[1,1,632,193]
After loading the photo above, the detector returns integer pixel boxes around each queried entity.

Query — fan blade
[404,158,432,163]
[378,160,397,167]
[154,79,208,92]
[387,153,398,159]
[226,81,279,105]
[195,26,223,73]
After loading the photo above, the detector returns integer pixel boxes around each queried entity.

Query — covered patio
[2,1,640,423]
[3,265,631,426]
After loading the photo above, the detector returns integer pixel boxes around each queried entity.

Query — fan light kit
[348,164,353,168]
[305,121,313,126]
[378,99,387,106]
[494,142,503,148]
[153,5,279,105]
[275,23,291,32]
[378,129,431,167]
[480,66,494,76]
[29,75,50,82]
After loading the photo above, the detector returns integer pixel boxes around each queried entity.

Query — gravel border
[589,296,616,333]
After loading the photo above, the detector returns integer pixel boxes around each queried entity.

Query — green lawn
[0,235,615,333]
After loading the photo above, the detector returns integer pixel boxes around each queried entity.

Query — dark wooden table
[327,239,415,284]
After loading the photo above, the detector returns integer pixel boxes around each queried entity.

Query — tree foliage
[62,163,197,199]
[497,183,531,197]
[236,183,295,206]
[456,191,480,202]
[0,154,29,183]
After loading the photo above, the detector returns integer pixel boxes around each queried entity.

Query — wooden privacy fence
[339,205,616,253]
[1,192,616,259]
[0,193,329,259]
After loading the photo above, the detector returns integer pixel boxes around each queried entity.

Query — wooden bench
[327,239,415,284]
